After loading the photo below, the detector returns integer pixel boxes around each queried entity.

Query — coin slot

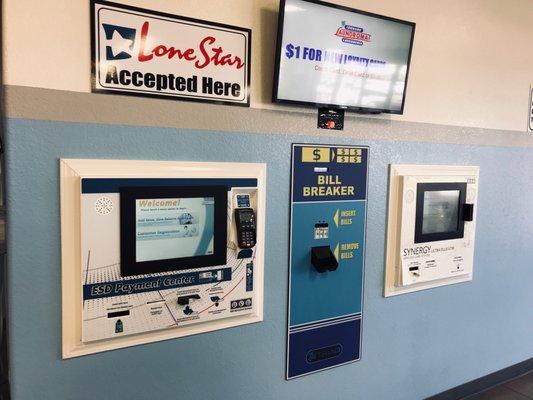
[107,310,130,318]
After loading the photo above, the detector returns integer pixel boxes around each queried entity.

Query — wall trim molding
[6,85,533,148]
[426,358,533,400]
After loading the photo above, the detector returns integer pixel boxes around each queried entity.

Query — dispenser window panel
[422,191,459,234]
[414,182,466,243]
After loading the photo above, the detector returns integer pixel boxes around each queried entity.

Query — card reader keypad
[240,231,255,248]
[239,217,255,248]
[235,209,256,249]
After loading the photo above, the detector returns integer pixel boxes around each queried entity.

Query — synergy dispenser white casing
[60,159,266,358]
[384,164,479,297]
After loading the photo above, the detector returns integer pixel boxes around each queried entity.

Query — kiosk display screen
[414,182,466,244]
[135,197,215,262]
[121,186,227,276]
[421,190,460,235]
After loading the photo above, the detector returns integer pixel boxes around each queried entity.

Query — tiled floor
[464,372,533,400]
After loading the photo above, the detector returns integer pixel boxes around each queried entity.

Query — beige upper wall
[3,0,533,132]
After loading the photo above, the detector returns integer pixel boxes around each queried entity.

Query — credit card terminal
[234,208,256,249]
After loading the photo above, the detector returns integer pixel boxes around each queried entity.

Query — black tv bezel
[272,0,416,115]
[120,185,228,276]
[414,182,467,244]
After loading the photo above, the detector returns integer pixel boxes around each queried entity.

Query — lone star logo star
[107,30,134,58]
[102,24,137,60]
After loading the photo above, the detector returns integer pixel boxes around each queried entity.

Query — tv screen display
[273,0,415,114]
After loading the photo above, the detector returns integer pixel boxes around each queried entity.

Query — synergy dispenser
[384,164,479,297]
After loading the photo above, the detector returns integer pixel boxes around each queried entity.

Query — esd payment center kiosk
[60,159,266,358]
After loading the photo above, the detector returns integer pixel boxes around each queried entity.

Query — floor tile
[505,372,533,398]
[465,385,530,400]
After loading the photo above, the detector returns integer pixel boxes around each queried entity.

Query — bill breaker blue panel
[289,201,365,326]
[287,144,368,379]
[288,318,361,378]
[292,145,368,202]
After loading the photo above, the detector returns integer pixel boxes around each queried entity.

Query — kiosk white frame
[60,159,266,358]
[384,164,479,297]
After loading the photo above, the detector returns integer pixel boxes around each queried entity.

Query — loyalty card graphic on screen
[135,197,214,262]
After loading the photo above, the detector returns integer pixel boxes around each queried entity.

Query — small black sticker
[317,108,345,130]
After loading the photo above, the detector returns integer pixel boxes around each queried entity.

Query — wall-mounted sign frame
[91,0,251,106]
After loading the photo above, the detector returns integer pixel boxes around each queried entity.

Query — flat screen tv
[273,0,415,114]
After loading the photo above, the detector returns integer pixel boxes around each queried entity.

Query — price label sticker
[301,147,331,163]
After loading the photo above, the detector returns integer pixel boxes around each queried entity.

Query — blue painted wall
[5,118,533,400]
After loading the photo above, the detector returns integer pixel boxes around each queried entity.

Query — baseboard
[426,357,533,400]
